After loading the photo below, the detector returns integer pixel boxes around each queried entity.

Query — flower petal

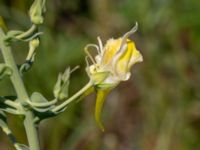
[112,39,135,80]
[128,48,143,69]
[102,38,122,65]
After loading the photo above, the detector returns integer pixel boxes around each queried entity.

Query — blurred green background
[0,0,200,150]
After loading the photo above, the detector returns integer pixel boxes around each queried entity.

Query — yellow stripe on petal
[114,39,135,77]
[128,48,143,69]
[95,89,110,132]
[102,39,122,65]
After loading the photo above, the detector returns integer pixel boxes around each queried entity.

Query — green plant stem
[52,81,93,112]
[24,111,40,150]
[0,28,40,150]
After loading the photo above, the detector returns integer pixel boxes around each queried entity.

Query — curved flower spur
[85,23,143,131]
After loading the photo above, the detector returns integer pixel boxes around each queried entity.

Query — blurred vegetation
[0,0,200,150]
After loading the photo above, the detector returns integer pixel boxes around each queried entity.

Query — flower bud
[29,0,46,24]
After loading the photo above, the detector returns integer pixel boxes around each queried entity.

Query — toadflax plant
[0,0,143,150]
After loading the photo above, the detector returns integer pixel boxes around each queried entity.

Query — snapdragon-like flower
[85,23,143,131]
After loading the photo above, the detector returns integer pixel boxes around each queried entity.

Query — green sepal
[30,92,48,103]
[95,83,117,91]
[90,71,110,85]
[53,68,71,100]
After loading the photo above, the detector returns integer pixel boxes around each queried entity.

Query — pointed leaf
[30,92,48,103]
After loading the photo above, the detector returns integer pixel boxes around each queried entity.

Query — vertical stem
[0,35,28,101]
[24,111,40,150]
[0,29,40,150]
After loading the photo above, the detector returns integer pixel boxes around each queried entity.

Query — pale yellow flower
[85,23,143,131]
